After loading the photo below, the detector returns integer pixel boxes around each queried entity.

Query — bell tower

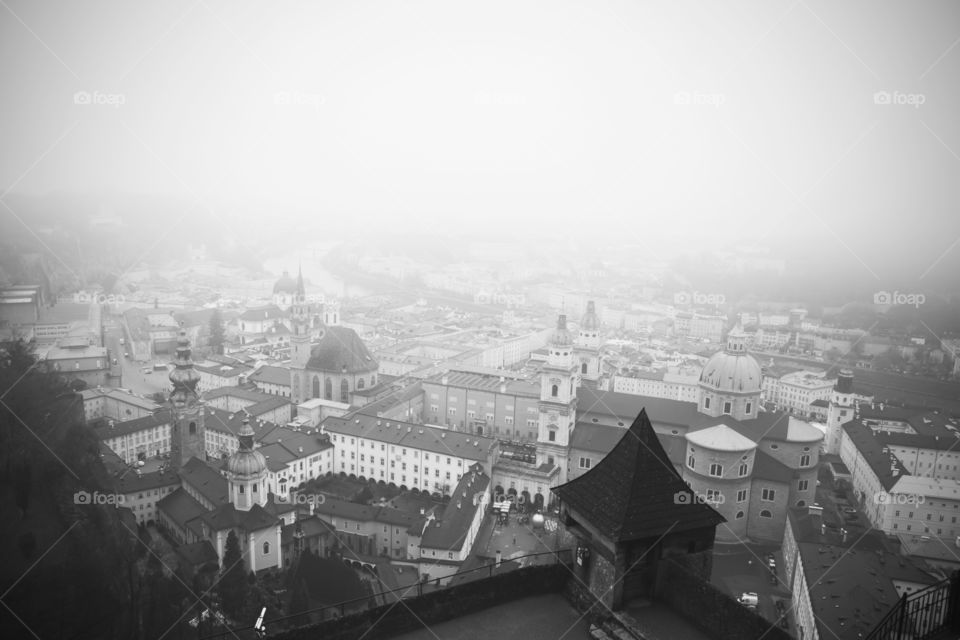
[290,265,314,404]
[575,300,601,383]
[168,328,205,469]
[538,314,578,484]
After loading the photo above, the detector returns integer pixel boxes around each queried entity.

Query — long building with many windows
[320,413,497,497]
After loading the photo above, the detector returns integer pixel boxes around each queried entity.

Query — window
[704,397,711,409]
[736,511,745,519]
[800,454,810,467]
[760,510,773,518]
[263,541,270,554]
[688,455,695,469]
[737,489,747,502]
[798,480,809,492]
[745,402,752,415]
[579,457,591,469]
[709,463,723,477]
[761,488,775,502]
[706,489,722,503]
[723,401,732,415]
[341,379,349,403]
[738,463,748,477]
[551,384,558,397]
[324,378,332,400]
[548,431,556,442]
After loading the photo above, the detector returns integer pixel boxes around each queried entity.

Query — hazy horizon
[2,0,960,293]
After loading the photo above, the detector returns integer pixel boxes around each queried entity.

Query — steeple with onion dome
[226,418,269,511]
[168,327,206,469]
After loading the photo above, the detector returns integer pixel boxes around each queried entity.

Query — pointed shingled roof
[552,409,725,542]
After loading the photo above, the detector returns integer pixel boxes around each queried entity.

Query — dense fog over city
[3,0,960,293]
[3,2,960,639]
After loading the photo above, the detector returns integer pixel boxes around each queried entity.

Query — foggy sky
[2,0,959,288]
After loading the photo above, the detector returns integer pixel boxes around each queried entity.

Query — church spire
[169,326,200,407]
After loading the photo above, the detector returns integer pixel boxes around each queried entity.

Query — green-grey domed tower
[168,327,205,469]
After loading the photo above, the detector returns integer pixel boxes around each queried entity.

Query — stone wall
[654,557,793,640]
[587,547,620,610]
[270,563,569,640]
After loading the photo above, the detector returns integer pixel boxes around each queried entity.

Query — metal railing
[198,548,572,638]
[866,571,960,640]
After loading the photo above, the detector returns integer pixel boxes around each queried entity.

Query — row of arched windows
[309,376,362,403]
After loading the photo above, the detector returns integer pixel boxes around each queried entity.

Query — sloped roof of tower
[552,408,725,542]
[580,301,599,332]
[306,325,378,373]
[549,314,574,347]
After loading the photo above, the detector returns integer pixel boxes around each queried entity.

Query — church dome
[227,419,267,477]
[699,325,762,394]
[273,270,298,294]
[227,447,268,477]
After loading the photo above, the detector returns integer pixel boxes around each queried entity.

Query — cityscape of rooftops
[2,1,960,639]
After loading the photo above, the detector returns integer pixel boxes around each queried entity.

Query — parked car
[766,553,776,569]
[841,506,857,515]
[738,592,759,608]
